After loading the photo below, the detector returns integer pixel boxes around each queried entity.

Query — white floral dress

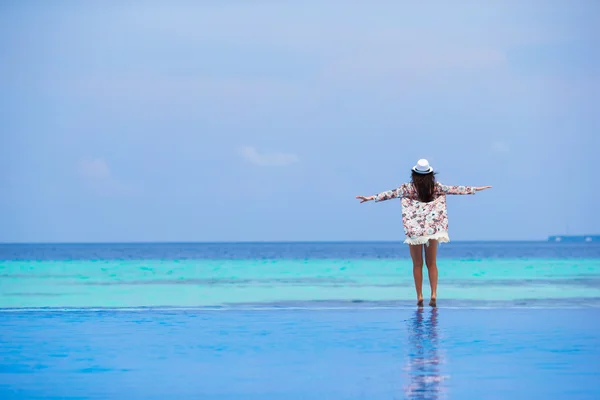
[373,182,476,245]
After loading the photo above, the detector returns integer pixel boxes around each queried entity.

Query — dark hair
[411,170,437,202]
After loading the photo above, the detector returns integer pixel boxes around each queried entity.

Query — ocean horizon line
[0,239,581,246]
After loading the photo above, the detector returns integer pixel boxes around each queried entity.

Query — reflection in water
[404,308,448,399]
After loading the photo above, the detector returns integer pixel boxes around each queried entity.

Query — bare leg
[425,240,439,306]
[409,244,424,306]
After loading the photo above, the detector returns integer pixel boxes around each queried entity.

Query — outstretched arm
[356,185,408,203]
[437,182,492,195]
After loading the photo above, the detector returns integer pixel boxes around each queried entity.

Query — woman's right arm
[357,184,408,203]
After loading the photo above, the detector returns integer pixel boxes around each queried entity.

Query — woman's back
[400,182,473,203]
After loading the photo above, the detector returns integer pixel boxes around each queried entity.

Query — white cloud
[238,146,299,167]
[77,158,138,197]
[491,140,510,153]
[77,158,111,180]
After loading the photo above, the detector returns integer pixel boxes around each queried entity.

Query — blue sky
[1,0,598,242]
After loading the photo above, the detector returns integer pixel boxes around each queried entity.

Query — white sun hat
[412,159,433,174]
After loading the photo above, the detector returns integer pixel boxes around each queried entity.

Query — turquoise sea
[1,241,600,398]
[2,241,600,309]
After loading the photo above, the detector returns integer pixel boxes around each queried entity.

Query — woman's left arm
[356,184,408,203]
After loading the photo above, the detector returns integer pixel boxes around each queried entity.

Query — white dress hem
[403,231,450,246]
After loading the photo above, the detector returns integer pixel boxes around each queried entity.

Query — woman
[356,159,492,307]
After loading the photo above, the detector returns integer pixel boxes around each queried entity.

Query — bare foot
[429,298,437,307]
[417,298,424,307]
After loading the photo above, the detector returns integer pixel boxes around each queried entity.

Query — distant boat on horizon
[547,235,599,243]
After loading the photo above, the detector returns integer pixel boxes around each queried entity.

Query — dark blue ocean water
[2,241,599,260]
[1,242,600,399]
